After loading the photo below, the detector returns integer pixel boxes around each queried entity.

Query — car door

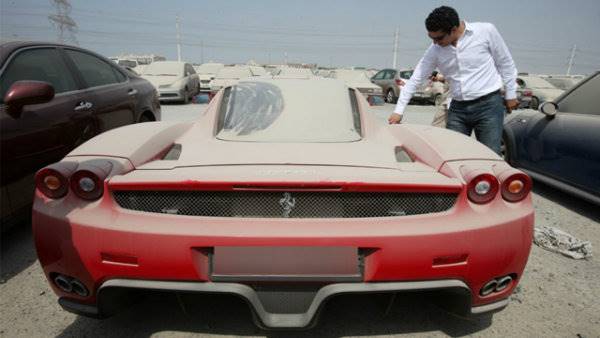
[517,72,600,195]
[63,48,137,131]
[0,46,96,216]
[0,46,95,186]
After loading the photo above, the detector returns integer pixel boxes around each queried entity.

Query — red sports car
[33,78,534,329]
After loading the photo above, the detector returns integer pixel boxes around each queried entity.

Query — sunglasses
[430,32,448,42]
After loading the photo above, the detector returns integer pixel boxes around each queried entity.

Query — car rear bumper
[57,278,510,328]
[33,188,533,327]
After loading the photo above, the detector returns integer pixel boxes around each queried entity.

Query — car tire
[501,135,512,164]
[138,114,153,123]
[386,89,396,104]
[530,96,539,110]
[434,93,443,106]
[182,89,190,104]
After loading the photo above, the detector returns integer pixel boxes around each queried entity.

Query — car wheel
[182,89,190,104]
[501,135,511,164]
[386,89,396,103]
[434,93,443,106]
[138,114,153,123]
[530,96,539,110]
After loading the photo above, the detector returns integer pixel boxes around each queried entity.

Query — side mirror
[539,101,558,118]
[4,81,55,118]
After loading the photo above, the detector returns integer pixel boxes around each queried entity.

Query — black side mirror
[539,101,558,119]
[4,81,55,118]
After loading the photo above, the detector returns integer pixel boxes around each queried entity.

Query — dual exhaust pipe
[53,274,89,297]
[480,275,513,296]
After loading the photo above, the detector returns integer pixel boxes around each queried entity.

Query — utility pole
[392,26,399,69]
[200,40,204,64]
[176,15,182,61]
[566,44,576,75]
[284,52,288,65]
[48,0,78,45]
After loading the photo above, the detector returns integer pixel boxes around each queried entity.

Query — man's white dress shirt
[394,21,517,115]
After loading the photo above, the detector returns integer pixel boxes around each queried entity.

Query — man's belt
[453,89,501,105]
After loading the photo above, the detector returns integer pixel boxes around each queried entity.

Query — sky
[1,0,599,75]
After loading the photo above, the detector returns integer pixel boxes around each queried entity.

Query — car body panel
[0,41,160,228]
[33,78,533,328]
[504,71,600,203]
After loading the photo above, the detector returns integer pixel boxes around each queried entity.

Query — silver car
[141,61,200,103]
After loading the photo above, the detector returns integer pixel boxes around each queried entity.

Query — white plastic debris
[534,226,592,260]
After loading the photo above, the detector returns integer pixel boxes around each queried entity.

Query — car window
[0,47,78,102]
[557,73,600,116]
[400,71,413,79]
[65,49,124,87]
[383,70,394,80]
[372,71,384,80]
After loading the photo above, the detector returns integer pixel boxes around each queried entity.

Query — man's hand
[388,113,403,124]
[505,99,518,114]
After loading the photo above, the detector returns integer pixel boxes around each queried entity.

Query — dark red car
[0,41,161,229]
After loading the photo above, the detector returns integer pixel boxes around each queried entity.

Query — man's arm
[389,45,437,124]
[487,23,518,104]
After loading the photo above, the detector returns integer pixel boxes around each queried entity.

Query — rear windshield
[216,80,362,142]
[142,62,183,76]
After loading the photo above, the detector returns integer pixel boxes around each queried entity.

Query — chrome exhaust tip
[495,275,513,292]
[70,279,89,297]
[480,279,498,296]
[54,275,73,293]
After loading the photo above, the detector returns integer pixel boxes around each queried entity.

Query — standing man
[388,6,518,154]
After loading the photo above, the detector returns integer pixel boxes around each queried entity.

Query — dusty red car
[33,78,533,329]
[0,41,160,229]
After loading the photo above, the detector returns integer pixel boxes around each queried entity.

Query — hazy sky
[2,0,599,74]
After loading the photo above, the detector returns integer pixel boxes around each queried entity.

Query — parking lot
[1,103,598,338]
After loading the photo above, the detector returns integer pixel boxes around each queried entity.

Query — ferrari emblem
[279,192,296,218]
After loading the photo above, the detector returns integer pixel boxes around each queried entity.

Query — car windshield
[195,63,224,74]
[216,67,252,79]
[216,80,361,142]
[332,70,370,83]
[142,62,183,76]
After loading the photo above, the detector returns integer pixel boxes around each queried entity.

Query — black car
[0,41,161,229]
[503,71,600,204]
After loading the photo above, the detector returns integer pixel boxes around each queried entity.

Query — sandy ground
[1,103,598,338]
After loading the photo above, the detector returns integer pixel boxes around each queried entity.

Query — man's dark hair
[425,6,460,33]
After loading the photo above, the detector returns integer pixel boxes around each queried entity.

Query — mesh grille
[113,190,457,218]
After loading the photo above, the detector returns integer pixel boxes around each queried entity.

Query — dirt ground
[1,104,598,337]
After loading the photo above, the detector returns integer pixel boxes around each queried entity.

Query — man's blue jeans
[447,92,505,155]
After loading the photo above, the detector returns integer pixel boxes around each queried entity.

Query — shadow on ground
[0,220,38,283]
[58,292,492,337]
[532,181,600,222]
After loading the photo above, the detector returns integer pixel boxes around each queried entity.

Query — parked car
[141,61,199,103]
[33,77,533,329]
[275,66,316,78]
[503,71,600,204]
[370,68,412,103]
[329,69,383,104]
[541,75,584,91]
[0,41,160,230]
[194,62,224,93]
[208,65,253,98]
[516,75,564,109]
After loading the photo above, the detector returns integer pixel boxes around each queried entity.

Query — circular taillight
[501,173,532,202]
[35,168,69,199]
[467,173,499,204]
[70,170,103,200]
